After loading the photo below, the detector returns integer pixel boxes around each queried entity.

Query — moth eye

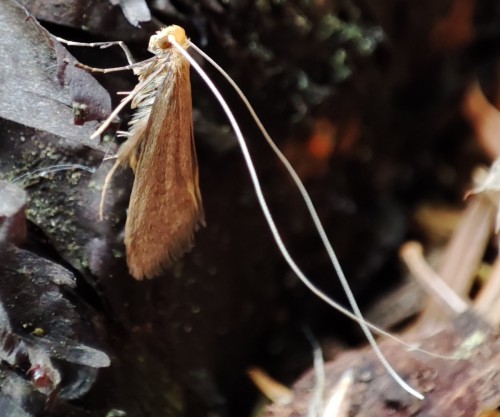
[156,35,171,50]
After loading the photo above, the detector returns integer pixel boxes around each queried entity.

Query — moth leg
[129,152,138,173]
[56,36,156,73]
[75,60,154,74]
[99,159,122,221]
[98,128,142,219]
[103,155,118,162]
[54,37,136,65]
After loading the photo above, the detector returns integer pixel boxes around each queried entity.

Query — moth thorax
[148,25,188,53]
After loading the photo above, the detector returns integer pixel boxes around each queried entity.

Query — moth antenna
[171,38,424,400]
[190,42,465,364]
[190,40,457,362]
[12,164,95,185]
[99,159,121,221]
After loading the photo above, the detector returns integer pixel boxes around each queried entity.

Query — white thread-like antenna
[73,34,454,362]
[170,37,424,400]
[188,41,459,364]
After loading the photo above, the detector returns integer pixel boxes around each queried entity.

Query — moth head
[148,25,188,53]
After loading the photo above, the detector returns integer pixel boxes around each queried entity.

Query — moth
[61,24,426,400]
[100,26,205,280]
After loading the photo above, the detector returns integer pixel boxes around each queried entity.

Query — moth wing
[125,56,204,280]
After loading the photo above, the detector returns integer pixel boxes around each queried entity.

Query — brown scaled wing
[125,52,205,280]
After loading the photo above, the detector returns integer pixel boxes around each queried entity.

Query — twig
[474,255,500,327]
[416,196,495,332]
[246,367,293,405]
[303,328,325,417]
[400,241,469,315]
[321,370,353,417]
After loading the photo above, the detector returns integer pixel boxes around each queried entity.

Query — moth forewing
[110,26,204,279]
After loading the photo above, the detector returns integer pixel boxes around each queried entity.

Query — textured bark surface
[263,312,499,417]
